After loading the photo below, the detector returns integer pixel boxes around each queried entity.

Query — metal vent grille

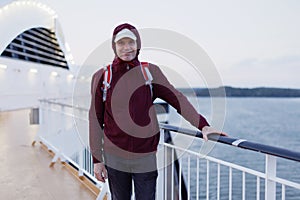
[1,27,69,69]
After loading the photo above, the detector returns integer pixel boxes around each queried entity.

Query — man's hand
[94,162,108,182]
[201,126,228,141]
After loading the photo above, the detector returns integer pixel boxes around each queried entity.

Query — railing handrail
[39,98,88,111]
[159,123,300,162]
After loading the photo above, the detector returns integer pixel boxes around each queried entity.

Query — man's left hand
[201,126,228,141]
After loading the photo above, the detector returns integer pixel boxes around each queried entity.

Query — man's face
[115,38,137,62]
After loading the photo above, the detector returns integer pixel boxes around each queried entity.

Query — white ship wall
[0,57,75,111]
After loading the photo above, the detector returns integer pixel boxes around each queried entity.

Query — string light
[0,64,7,70]
[0,1,57,18]
[51,71,58,77]
[67,74,74,79]
[29,68,38,73]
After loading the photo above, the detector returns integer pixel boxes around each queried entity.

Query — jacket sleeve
[151,64,210,130]
[89,69,105,163]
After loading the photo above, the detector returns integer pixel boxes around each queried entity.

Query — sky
[3,0,300,88]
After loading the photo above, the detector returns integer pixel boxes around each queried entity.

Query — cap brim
[114,29,137,42]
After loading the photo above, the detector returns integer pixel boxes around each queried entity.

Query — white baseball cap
[114,28,137,42]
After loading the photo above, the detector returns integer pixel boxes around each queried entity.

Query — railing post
[77,108,85,177]
[78,149,84,177]
[265,154,277,200]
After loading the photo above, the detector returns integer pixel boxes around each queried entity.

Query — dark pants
[105,153,158,200]
[106,166,158,200]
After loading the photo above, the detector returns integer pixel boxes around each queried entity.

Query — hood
[112,23,141,67]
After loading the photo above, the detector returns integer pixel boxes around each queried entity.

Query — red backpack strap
[140,62,153,97]
[140,62,152,84]
[102,64,112,102]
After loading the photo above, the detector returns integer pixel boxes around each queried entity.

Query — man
[89,23,227,200]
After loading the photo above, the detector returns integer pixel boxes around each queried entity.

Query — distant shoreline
[178,86,300,98]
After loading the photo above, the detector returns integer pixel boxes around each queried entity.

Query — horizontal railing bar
[270,176,300,190]
[159,123,300,162]
[64,155,101,186]
[40,106,88,122]
[39,99,88,111]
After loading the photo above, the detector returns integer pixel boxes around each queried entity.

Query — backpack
[102,62,153,102]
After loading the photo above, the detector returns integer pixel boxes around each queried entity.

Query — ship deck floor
[0,109,96,200]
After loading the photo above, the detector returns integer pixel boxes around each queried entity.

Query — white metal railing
[159,125,300,200]
[33,99,100,180]
[33,98,300,200]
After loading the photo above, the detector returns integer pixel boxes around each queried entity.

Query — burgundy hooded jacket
[89,23,209,163]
